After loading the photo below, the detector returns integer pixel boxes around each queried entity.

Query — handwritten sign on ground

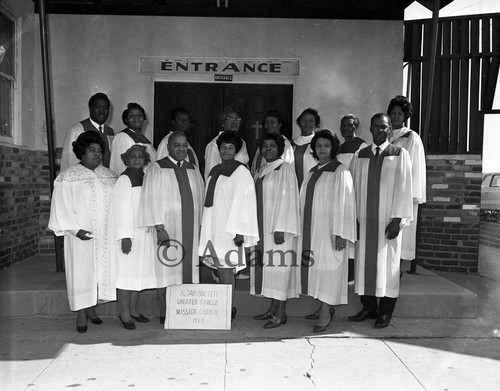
[164,284,232,330]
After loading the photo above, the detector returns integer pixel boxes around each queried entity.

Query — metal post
[38,0,64,272]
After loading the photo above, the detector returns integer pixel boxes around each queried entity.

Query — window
[0,8,15,139]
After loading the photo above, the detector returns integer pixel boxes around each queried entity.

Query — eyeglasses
[226,117,242,123]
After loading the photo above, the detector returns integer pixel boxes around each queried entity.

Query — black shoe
[87,315,103,325]
[305,306,335,320]
[348,309,378,322]
[374,314,391,329]
[159,316,165,324]
[263,315,287,329]
[76,325,87,333]
[231,307,237,321]
[131,314,149,323]
[119,315,136,330]
[253,311,274,320]
[312,311,334,333]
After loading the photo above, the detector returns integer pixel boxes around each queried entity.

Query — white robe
[109,130,157,175]
[199,164,259,272]
[109,174,157,291]
[389,127,427,259]
[250,160,301,301]
[48,164,117,311]
[139,159,205,287]
[250,136,295,175]
[204,132,250,181]
[297,160,356,305]
[291,134,316,188]
[350,144,413,298]
[156,131,200,168]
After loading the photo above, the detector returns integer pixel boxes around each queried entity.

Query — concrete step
[0,256,477,319]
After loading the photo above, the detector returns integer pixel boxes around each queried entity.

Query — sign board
[140,56,300,76]
[164,284,232,330]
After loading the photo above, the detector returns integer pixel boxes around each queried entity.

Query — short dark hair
[263,110,283,128]
[310,129,339,160]
[120,144,151,166]
[370,113,392,126]
[88,92,110,108]
[340,114,360,128]
[122,102,147,125]
[296,107,320,127]
[72,131,105,160]
[256,133,285,157]
[216,130,243,153]
[170,107,190,122]
[387,95,413,121]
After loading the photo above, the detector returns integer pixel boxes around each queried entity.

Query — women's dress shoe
[231,307,237,321]
[87,315,103,325]
[305,306,335,320]
[348,309,377,322]
[263,315,288,329]
[131,314,149,323]
[119,315,136,330]
[374,314,391,329]
[312,312,334,333]
[159,316,166,324]
[76,325,88,333]
[253,311,274,320]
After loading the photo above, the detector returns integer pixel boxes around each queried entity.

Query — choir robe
[48,164,117,311]
[204,132,250,181]
[350,143,413,298]
[109,128,157,175]
[139,158,205,286]
[297,160,357,306]
[389,127,427,260]
[61,118,114,171]
[250,160,301,301]
[336,137,367,167]
[250,136,295,175]
[156,131,200,168]
[291,134,316,188]
[109,169,157,291]
[199,162,259,272]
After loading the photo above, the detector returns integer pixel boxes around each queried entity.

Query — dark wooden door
[153,82,293,171]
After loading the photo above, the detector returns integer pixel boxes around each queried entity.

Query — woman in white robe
[109,102,157,175]
[109,145,157,330]
[199,131,259,320]
[250,133,300,328]
[49,131,117,333]
[297,130,356,333]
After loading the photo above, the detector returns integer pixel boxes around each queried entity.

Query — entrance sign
[164,284,232,330]
[140,57,300,76]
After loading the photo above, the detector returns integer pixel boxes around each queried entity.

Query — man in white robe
[60,93,114,171]
[349,113,413,329]
[156,107,200,167]
[139,132,205,324]
[49,163,118,311]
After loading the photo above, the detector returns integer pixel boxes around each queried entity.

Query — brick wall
[0,145,55,269]
[417,154,482,273]
[479,221,500,249]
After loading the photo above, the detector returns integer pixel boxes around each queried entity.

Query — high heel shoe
[87,315,103,324]
[130,314,149,323]
[263,315,288,329]
[231,307,237,321]
[305,306,335,320]
[253,311,274,320]
[76,324,87,333]
[312,309,334,333]
[119,315,136,330]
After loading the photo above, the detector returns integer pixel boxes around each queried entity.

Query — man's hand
[385,218,402,240]
[335,235,347,251]
[274,231,285,245]
[234,234,244,247]
[121,238,132,254]
[76,230,93,241]
[157,229,170,246]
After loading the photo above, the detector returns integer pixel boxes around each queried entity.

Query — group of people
[48,92,426,334]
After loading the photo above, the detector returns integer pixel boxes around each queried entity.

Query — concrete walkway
[2,245,500,390]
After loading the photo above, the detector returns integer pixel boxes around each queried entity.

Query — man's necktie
[98,125,102,133]
[177,161,182,168]
[375,147,380,157]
